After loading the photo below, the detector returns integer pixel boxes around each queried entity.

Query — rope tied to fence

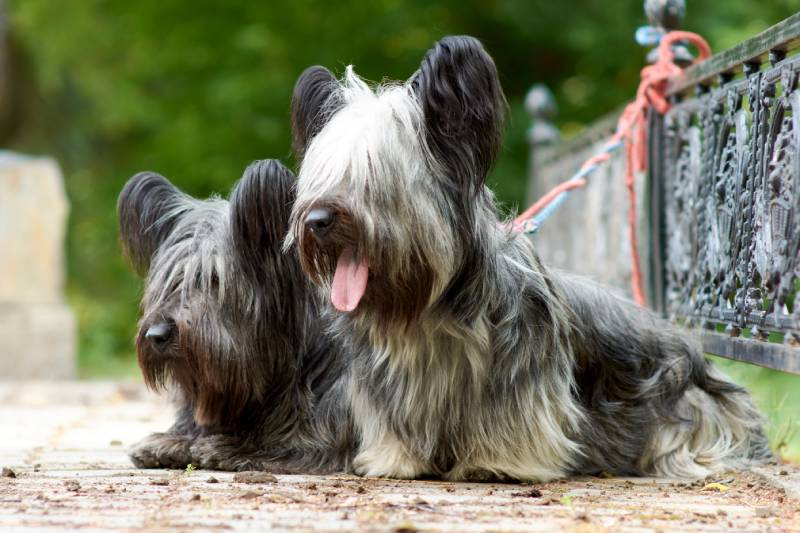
[513,30,711,306]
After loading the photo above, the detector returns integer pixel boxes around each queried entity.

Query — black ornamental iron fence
[527,5,800,374]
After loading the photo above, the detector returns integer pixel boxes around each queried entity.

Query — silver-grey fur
[119,160,353,473]
[287,35,772,482]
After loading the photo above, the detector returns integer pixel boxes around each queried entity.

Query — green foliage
[5,1,799,460]
[708,356,800,462]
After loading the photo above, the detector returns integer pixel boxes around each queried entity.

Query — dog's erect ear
[230,159,296,269]
[410,36,506,195]
[291,65,342,160]
[118,172,187,276]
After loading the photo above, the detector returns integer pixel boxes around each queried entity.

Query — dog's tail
[643,360,772,478]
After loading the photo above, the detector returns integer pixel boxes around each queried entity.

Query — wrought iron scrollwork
[660,54,800,356]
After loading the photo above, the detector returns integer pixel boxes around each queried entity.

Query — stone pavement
[0,381,798,532]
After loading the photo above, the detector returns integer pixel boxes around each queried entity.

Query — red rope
[516,31,711,306]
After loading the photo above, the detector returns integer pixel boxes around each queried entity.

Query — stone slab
[0,152,69,304]
[0,152,76,378]
[0,303,76,379]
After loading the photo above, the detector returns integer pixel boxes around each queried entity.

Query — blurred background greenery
[3,1,798,461]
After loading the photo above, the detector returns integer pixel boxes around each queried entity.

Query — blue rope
[520,26,661,235]
[522,139,624,234]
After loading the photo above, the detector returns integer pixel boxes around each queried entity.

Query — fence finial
[525,84,559,146]
[644,0,685,30]
[642,0,693,65]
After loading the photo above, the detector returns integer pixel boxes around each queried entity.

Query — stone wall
[0,152,76,378]
[524,90,652,302]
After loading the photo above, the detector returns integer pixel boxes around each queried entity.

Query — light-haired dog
[286,35,771,481]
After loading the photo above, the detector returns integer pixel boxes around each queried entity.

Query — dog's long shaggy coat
[287,35,772,481]
[119,160,352,473]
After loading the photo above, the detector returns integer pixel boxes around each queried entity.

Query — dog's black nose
[145,322,173,346]
[304,208,335,237]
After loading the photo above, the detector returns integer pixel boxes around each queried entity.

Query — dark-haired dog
[286,36,771,481]
[119,159,352,472]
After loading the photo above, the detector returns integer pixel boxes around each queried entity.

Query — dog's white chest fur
[350,320,584,481]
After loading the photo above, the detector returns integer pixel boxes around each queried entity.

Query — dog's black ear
[118,172,187,276]
[410,36,506,195]
[230,159,296,269]
[291,66,342,160]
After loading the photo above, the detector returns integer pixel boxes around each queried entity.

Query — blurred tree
[0,0,23,143]
[4,0,797,373]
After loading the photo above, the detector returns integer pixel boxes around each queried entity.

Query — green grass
[78,349,140,380]
[69,287,141,380]
[708,355,800,463]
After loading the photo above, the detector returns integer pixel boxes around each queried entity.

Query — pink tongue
[331,247,369,312]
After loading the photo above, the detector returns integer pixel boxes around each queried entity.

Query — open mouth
[331,246,369,312]
[298,203,371,313]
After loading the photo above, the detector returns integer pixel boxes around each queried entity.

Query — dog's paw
[128,433,193,469]
[230,458,294,474]
[353,444,427,479]
[189,435,293,473]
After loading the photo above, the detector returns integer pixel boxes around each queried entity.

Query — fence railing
[527,7,800,374]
